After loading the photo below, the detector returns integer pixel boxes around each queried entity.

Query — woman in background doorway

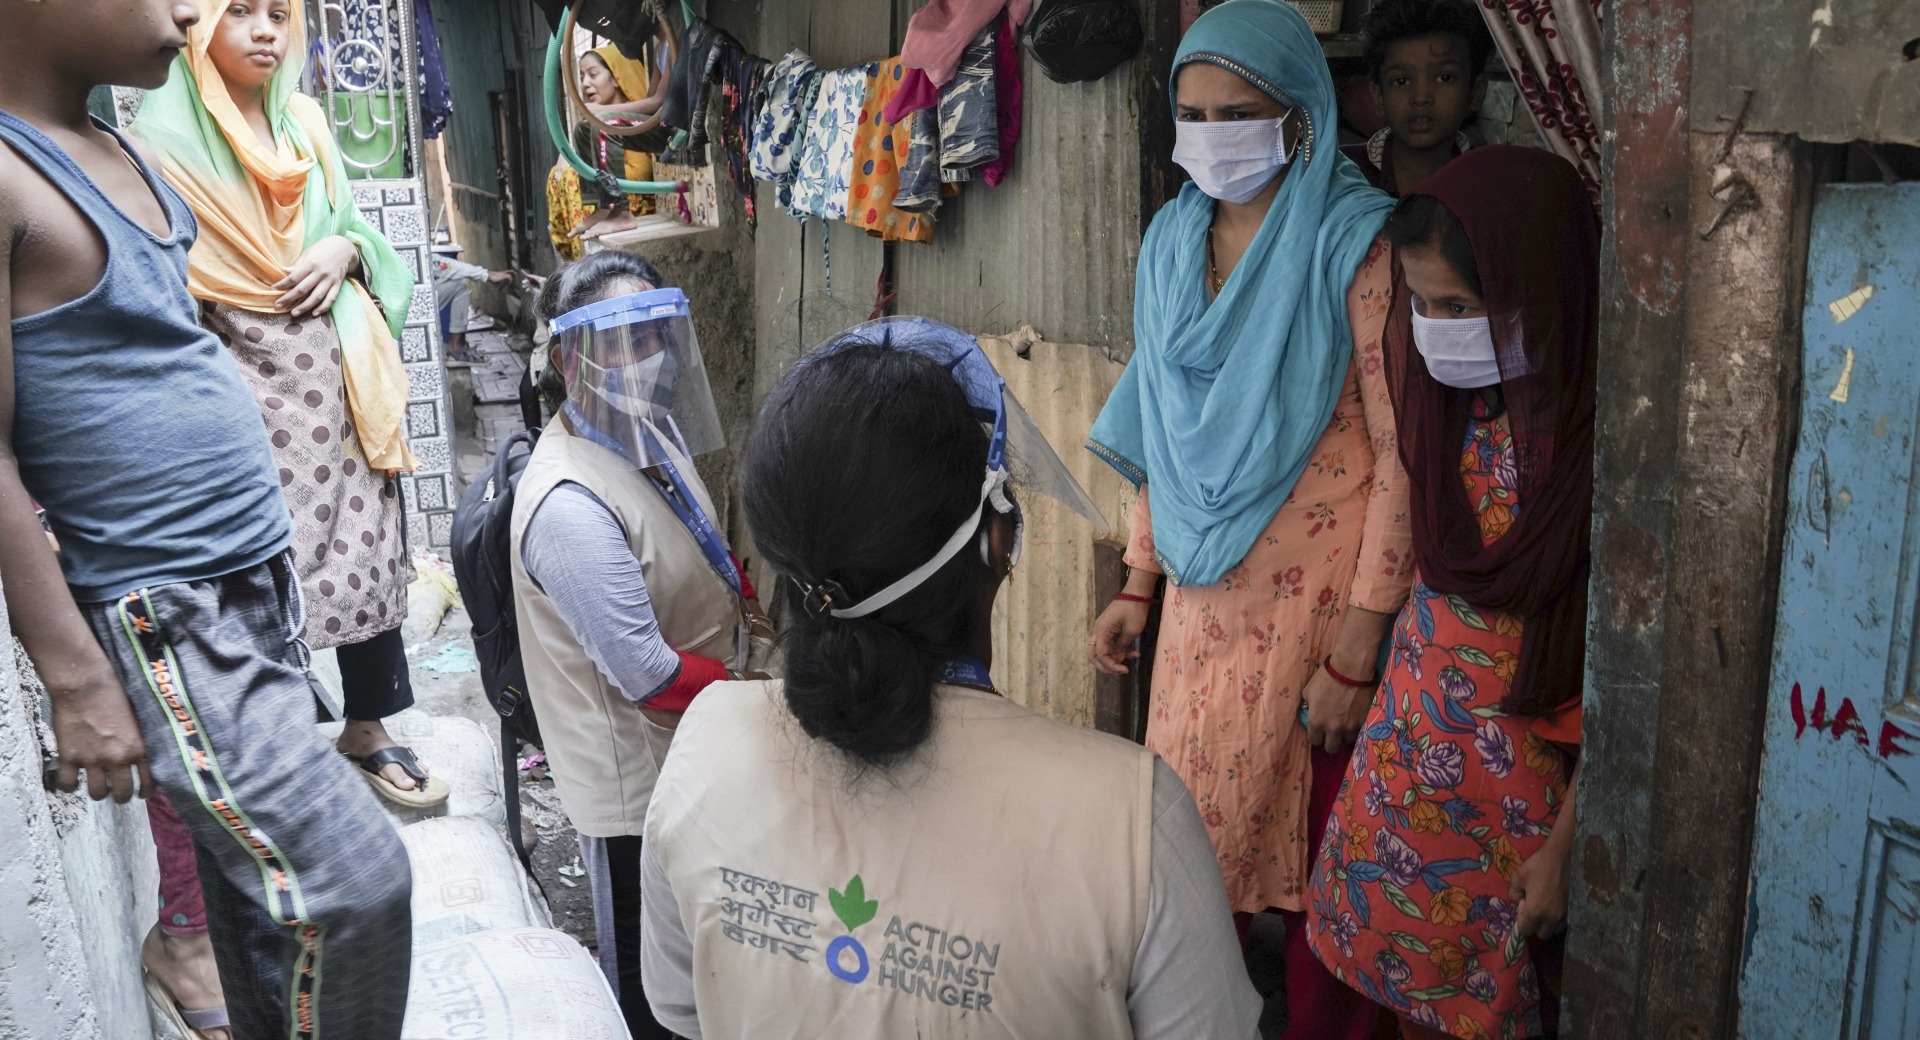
[1308,146,1596,1040]
[549,43,667,253]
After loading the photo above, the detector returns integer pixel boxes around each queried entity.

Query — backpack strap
[503,719,534,873]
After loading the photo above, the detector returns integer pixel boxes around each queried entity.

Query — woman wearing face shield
[511,250,769,1040]
[1307,146,1596,1040]
[639,321,1262,1039]
[1085,3,1411,1037]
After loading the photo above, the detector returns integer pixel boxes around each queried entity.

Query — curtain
[1478,0,1603,204]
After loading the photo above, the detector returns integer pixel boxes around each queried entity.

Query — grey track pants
[84,554,412,1040]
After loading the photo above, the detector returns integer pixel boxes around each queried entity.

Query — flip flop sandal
[144,969,230,1039]
[353,744,451,808]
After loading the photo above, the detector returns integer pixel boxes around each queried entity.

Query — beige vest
[647,680,1155,1039]
[509,420,742,837]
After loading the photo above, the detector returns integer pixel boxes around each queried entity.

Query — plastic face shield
[549,287,726,468]
[800,316,1108,619]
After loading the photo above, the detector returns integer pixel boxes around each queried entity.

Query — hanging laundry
[712,41,769,227]
[937,27,999,183]
[659,17,722,150]
[750,50,817,208]
[900,0,1034,88]
[789,65,873,220]
[977,9,1023,186]
[780,69,828,210]
[894,107,943,213]
[845,59,937,244]
[879,66,939,127]
[415,0,452,139]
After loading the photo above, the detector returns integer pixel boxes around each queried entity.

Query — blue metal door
[1740,182,1920,1037]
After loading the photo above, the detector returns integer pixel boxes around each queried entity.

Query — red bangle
[1321,655,1377,688]
[1114,592,1158,605]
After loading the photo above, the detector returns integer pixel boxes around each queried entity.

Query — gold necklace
[1207,227,1225,295]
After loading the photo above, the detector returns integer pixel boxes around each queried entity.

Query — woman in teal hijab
[1087,4,1412,1037]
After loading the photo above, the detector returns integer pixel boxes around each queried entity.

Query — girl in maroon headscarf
[1305,146,1597,1040]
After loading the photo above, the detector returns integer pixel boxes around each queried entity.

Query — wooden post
[1565,0,1696,1026]
[1630,125,1805,1040]
[1572,4,1809,1036]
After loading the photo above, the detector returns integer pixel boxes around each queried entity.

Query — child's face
[580,56,626,106]
[207,0,293,93]
[1373,33,1484,152]
[44,0,200,89]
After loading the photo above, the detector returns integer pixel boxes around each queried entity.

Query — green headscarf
[132,0,418,471]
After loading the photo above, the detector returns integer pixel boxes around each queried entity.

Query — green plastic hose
[545,8,684,196]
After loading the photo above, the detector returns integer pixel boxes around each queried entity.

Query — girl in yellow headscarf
[548,42,667,254]
[132,0,448,808]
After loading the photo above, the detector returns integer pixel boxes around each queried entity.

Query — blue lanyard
[642,434,743,601]
[937,657,993,688]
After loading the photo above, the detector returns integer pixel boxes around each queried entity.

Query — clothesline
[680,4,1028,247]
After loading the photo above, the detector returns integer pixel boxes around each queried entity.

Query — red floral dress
[1306,406,1581,1039]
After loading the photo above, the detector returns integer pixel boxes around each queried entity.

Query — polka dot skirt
[205,303,412,650]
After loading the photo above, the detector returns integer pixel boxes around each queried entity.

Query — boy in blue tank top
[0,0,411,1036]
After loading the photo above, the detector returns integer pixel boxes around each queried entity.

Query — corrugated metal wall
[978,332,1137,727]
[752,0,1145,359]
[431,0,513,266]
[888,70,1144,352]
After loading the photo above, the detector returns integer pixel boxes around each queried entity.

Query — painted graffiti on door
[1787,683,1917,760]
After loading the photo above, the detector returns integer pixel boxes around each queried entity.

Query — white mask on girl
[1410,311,1503,389]
[1172,117,1293,204]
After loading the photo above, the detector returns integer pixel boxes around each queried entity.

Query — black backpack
[449,427,543,867]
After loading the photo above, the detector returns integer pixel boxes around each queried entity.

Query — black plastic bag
[1021,0,1144,84]
[529,0,659,58]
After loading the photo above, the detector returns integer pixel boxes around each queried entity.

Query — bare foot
[568,207,614,239]
[335,718,423,791]
[143,925,230,1040]
[580,209,641,240]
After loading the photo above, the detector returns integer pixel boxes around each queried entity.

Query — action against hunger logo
[824,875,1002,1013]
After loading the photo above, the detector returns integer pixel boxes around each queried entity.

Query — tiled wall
[352,178,457,551]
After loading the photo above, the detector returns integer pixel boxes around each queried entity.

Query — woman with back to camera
[640,319,1263,1039]
[1087,2,1409,1036]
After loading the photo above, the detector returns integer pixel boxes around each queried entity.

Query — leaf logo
[829,874,879,931]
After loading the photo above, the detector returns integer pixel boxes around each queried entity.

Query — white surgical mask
[1410,311,1503,389]
[1172,117,1292,204]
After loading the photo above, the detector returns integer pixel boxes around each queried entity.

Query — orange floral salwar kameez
[1126,240,1414,914]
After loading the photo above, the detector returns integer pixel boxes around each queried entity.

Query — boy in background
[0,0,411,1035]
[1344,0,1494,196]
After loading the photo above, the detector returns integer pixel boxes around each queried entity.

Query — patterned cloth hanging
[750,52,819,210]
[712,38,769,228]
[844,59,936,244]
[1478,0,1603,204]
[788,65,872,221]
